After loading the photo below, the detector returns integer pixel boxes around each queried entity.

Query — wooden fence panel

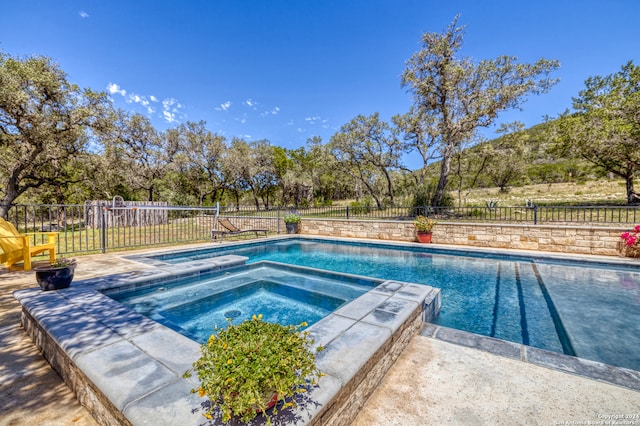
[84,201,169,228]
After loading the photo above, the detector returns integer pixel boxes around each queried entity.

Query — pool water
[106,262,376,343]
[150,238,640,371]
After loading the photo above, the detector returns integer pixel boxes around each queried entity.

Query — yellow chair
[0,218,57,271]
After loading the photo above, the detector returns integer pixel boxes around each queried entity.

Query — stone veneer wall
[21,310,130,426]
[301,219,629,256]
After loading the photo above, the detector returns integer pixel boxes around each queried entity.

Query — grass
[32,219,268,257]
[460,179,626,206]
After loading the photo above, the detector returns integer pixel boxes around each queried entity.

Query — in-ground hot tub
[15,254,440,425]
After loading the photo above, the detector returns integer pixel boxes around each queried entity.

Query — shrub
[283,212,301,223]
[350,199,372,215]
[621,225,640,248]
[185,316,323,424]
[413,215,437,232]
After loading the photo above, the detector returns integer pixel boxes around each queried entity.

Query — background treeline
[2,18,638,217]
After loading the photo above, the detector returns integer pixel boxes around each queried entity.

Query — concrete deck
[2,241,639,425]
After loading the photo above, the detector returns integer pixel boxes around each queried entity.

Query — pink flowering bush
[620,225,640,247]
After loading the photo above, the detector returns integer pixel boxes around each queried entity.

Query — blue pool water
[106,262,376,343]
[149,238,640,371]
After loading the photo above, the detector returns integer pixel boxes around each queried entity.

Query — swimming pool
[142,237,640,371]
[105,262,377,343]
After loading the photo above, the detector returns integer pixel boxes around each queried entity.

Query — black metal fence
[2,203,638,256]
[285,204,640,225]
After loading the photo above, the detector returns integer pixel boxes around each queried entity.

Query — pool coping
[14,254,441,426]
[130,234,640,270]
[421,324,640,392]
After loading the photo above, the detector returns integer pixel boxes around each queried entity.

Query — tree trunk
[0,203,9,220]
[359,178,382,209]
[627,175,640,204]
[432,146,453,207]
[382,169,395,207]
[0,175,22,219]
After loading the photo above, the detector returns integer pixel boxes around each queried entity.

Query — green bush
[185,316,323,424]
[283,213,301,223]
[350,199,372,215]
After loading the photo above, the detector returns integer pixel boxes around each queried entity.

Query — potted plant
[184,315,324,424]
[413,215,437,243]
[33,258,77,291]
[283,212,301,234]
[620,225,640,257]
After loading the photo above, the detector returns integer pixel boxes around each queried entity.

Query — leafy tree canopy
[401,15,560,206]
[551,61,640,204]
[0,52,110,217]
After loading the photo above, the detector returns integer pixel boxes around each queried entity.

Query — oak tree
[401,16,559,206]
[552,61,640,204]
[0,53,109,217]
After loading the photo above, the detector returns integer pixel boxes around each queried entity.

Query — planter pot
[285,222,299,234]
[228,390,279,414]
[257,391,279,413]
[33,261,76,291]
[416,231,433,243]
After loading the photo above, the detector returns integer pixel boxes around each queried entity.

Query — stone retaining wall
[301,219,629,256]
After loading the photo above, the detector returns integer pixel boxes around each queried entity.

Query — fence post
[277,207,281,234]
[346,206,349,219]
[101,207,107,253]
[533,205,538,225]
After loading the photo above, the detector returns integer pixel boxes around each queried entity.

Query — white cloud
[305,115,322,124]
[107,83,126,96]
[244,99,259,110]
[79,11,89,18]
[161,98,185,123]
[163,110,176,123]
[107,83,184,123]
[124,93,156,114]
[260,105,281,117]
[215,101,231,111]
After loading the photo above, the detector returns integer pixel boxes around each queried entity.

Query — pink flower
[621,225,640,248]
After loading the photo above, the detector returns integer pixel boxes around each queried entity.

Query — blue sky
[2,0,639,165]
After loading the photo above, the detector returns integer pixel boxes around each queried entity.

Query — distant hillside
[516,122,601,184]
[462,180,625,206]
[425,120,607,188]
